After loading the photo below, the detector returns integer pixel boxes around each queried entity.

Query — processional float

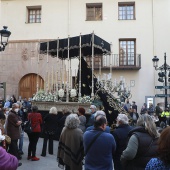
[33,32,132,123]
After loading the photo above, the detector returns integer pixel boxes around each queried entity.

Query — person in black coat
[130,109,139,126]
[57,110,71,140]
[112,113,132,170]
[41,107,62,157]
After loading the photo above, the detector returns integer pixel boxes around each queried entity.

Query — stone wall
[0,41,62,100]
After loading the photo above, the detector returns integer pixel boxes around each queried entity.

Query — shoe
[18,162,22,167]
[19,151,24,155]
[27,156,32,160]
[18,155,22,160]
[41,154,46,157]
[31,157,40,161]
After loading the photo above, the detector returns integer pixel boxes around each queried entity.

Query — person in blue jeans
[18,105,26,155]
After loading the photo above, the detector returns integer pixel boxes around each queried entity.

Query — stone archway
[19,73,44,99]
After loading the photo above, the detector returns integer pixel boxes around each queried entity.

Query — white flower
[58,89,65,98]
[70,89,77,98]
[78,95,92,103]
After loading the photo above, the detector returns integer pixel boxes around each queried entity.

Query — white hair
[49,107,58,115]
[65,113,80,129]
[117,113,129,124]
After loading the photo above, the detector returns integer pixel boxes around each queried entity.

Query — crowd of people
[0,96,170,170]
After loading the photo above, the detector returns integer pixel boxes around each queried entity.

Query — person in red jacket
[27,105,42,161]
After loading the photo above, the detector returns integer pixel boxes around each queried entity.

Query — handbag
[5,135,11,144]
[24,114,39,133]
[24,120,32,133]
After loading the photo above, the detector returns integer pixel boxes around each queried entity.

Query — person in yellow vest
[160,108,170,126]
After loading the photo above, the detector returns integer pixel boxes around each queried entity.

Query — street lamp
[0,26,11,51]
[152,53,170,108]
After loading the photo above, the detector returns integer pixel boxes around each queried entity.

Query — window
[86,55,102,68]
[119,39,136,66]
[118,2,135,20]
[86,3,102,21]
[27,6,41,23]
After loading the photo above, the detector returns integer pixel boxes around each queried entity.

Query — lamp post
[152,53,170,108]
[0,26,11,51]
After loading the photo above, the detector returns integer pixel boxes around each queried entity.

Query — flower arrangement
[32,90,54,102]
[58,89,65,98]
[70,89,77,98]
[78,96,93,103]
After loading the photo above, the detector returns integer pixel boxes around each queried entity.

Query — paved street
[18,134,61,170]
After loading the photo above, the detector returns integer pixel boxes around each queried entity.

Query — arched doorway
[19,73,44,99]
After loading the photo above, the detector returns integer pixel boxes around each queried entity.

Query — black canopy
[40,34,111,59]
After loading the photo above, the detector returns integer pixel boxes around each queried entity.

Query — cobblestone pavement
[18,134,61,170]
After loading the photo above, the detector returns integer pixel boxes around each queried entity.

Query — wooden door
[19,73,44,99]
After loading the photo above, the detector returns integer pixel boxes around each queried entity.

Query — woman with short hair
[57,114,84,170]
[146,126,170,169]
[121,114,159,170]
[41,107,62,157]
[27,105,42,161]
[78,107,86,132]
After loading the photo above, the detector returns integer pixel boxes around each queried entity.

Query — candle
[52,66,54,91]
[48,71,50,91]
[70,69,72,89]
[40,79,42,89]
[56,71,58,92]
[121,84,124,91]
[44,79,45,90]
[123,78,125,84]
[114,78,117,86]
[47,42,49,63]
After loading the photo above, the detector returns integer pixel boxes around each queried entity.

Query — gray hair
[49,107,57,115]
[12,103,19,108]
[94,110,106,119]
[117,113,129,124]
[90,105,97,110]
[65,113,80,129]
[137,114,159,138]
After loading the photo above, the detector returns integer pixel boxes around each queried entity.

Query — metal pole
[56,38,59,101]
[66,36,70,102]
[164,53,167,108]
[79,33,82,98]
[91,32,94,98]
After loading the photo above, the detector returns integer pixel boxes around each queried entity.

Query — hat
[49,107,58,114]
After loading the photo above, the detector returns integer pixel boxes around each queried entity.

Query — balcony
[86,53,141,70]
